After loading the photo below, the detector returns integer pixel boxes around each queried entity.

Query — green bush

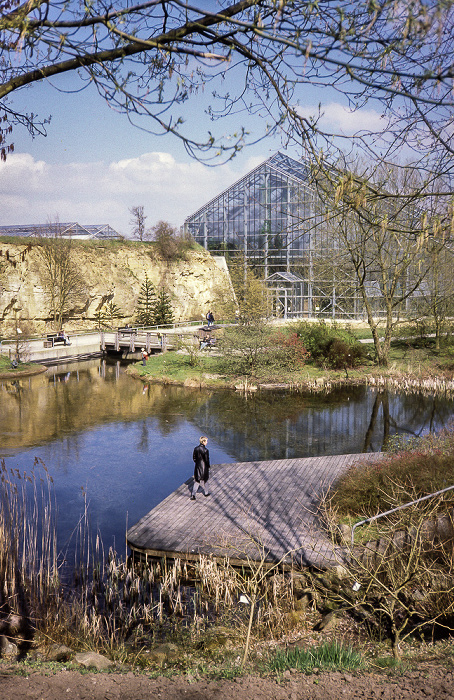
[293,321,366,368]
[151,221,195,261]
[218,324,311,377]
[323,338,367,369]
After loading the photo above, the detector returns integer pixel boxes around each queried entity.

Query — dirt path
[1,664,453,700]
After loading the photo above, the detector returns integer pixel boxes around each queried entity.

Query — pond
[1,358,453,556]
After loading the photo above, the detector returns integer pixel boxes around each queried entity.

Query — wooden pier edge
[127,543,307,572]
[126,453,383,570]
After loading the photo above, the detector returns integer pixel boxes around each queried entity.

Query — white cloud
[296,101,386,135]
[0,151,255,236]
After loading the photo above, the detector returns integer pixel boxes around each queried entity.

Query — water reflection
[193,386,453,462]
[0,358,453,552]
[0,359,209,449]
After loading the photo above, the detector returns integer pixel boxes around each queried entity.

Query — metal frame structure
[265,271,306,319]
[185,152,361,319]
[0,223,123,240]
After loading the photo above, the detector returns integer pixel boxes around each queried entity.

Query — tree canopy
[1,0,453,186]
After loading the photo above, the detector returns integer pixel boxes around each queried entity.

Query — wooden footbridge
[127,452,383,570]
[0,323,205,364]
[100,328,176,353]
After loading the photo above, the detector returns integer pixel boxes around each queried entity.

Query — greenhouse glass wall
[184,152,361,319]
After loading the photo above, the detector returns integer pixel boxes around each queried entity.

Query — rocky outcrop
[0,241,236,335]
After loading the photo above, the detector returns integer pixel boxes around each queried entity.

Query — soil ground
[1,663,453,699]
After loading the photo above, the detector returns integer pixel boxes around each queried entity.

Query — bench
[200,336,216,350]
[45,334,67,347]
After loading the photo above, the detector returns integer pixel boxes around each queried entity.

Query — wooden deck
[127,452,383,570]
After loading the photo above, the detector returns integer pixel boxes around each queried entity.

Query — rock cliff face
[0,241,236,335]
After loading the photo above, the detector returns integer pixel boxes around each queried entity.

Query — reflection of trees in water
[138,420,149,453]
[196,388,454,462]
[363,390,454,453]
[393,391,453,435]
[145,386,210,435]
[2,359,454,460]
[0,362,209,450]
[42,432,84,472]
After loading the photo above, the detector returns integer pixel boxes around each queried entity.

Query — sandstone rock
[143,643,180,665]
[331,565,349,579]
[336,523,352,545]
[294,593,312,611]
[0,635,18,658]
[313,611,340,632]
[73,651,114,671]
[145,649,167,666]
[46,644,73,662]
[0,243,236,335]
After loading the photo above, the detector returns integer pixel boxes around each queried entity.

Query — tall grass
[0,458,58,647]
[0,462,297,658]
[265,640,364,674]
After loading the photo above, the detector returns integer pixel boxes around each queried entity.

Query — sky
[0,62,385,238]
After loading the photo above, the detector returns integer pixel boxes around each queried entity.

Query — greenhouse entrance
[265,271,306,319]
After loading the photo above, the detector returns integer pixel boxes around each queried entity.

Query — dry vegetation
[1,428,454,671]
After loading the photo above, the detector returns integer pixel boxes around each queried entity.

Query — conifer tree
[153,289,174,326]
[135,274,156,326]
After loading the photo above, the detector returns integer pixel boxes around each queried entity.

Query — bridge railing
[0,319,230,358]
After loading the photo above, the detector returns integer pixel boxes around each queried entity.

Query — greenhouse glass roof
[184,151,318,271]
[0,223,123,239]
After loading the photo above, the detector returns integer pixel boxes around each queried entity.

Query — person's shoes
[190,496,196,501]
[204,493,210,497]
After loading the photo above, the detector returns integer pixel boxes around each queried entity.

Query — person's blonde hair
[199,436,208,444]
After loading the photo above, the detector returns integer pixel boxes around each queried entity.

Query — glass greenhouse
[0,223,123,240]
[184,152,360,319]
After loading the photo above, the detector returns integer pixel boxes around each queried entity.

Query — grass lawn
[130,352,231,386]
[130,351,374,387]
[130,334,454,389]
[0,354,45,376]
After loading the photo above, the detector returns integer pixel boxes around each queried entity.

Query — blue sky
[0,67,385,237]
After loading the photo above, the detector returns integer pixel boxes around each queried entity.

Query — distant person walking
[141,348,148,365]
[191,436,210,500]
[206,310,215,327]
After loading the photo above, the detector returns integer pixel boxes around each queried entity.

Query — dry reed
[0,462,297,659]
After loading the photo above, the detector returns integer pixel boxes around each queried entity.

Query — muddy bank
[0,662,452,700]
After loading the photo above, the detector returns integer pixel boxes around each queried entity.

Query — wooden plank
[127,452,382,568]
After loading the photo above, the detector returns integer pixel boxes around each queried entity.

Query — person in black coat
[191,436,210,499]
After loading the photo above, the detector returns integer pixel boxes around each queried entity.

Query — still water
[1,358,453,554]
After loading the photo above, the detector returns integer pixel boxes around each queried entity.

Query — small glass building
[265,271,305,319]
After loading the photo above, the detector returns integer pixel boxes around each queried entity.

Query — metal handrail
[351,483,454,545]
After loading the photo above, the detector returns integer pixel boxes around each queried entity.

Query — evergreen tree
[135,274,156,326]
[153,289,174,326]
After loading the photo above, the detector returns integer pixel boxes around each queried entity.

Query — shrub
[329,426,454,517]
[323,338,366,369]
[218,324,310,377]
[151,221,194,261]
[218,323,276,377]
[293,321,366,368]
[270,330,310,369]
